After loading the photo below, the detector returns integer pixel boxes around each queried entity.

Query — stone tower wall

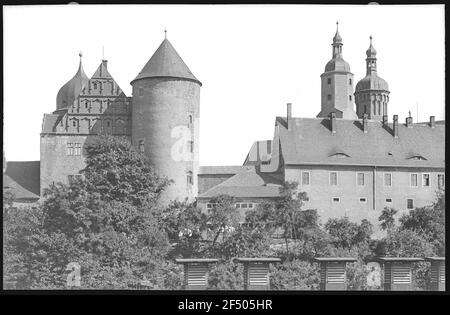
[321,72,355,118]
[131,77,200,204]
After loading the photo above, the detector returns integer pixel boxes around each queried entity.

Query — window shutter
[248,262,269,287]
[326,263,345,284]
[186,263,208,287]
[392,263,411,284]
[439,264,445,284]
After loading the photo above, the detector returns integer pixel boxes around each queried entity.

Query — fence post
[176,258,219,290]
[425,257,445,291]
[235,258,281,290]
[314,257,357,291]
[376,257,423,291]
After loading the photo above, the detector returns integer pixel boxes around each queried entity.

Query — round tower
[354,36,390,121]
[131,38,201,204]
[317,22,358,120]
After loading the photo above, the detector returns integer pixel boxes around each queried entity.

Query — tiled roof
[5,161,40,196]
[92,60,113,79]
[198,169,282,199]
[56,59,89,110]
[276,117,445,168]
[3,174,39,201]
[132,39,201,85]
[199,165,255,175]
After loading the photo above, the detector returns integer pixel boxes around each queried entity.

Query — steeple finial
[164,28,167,39]
[370,35,373,45]
[79,51,83,60]
[102,45,105,60]
[336,21,339,32]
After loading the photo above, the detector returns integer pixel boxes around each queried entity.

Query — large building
[197,26,445,234]
[4,26,444,233]
[40,38,201,204]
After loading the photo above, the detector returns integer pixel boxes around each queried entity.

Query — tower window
[349,95,352,101]
[138,87,144,96]
[349,78,352,85]
[407,199,414,209]
[327,78,331,85]
[327,94,332,101]
[188,114,193,125]
[187,171,193,186]
[138,139,145,153]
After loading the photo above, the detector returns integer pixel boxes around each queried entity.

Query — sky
[3,4,445,166]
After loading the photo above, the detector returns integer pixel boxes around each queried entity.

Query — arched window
[349,78,352,85]
[327,94,331,101]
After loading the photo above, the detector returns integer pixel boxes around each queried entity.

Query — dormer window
[330,153,350,158]
[408,155,427,161]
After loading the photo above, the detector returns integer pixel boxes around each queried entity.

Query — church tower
[354,36,390,120]
[317,22,357,120]
[131,36,201,204]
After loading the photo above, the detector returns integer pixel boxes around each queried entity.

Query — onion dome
[366,35,377,57]
[355,36,389,92]
[355,75,389,92]
[333,22,343,43]
[56,52,89,110]
[131,38,201,86]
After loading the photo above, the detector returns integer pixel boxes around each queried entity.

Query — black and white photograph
[2,3,446,298]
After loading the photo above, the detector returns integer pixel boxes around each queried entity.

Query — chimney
[329,112,336,133]
[382,115,388,125]
[430,116,435,128]
[287,103,292,129]
[362,114,368,133]
[393,115,399,138]
[406,113,413,128]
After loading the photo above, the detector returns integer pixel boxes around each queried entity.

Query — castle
[4,25,444,233]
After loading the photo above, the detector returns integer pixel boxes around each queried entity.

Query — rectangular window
[407,199,414,209]
[187,172,193,185]
[330,172,338,185]
[74,143,82,156]
[384,173,392,186]
[349,95,352,101]
[359,197,367,203]
[332,197,340,203]
[410,173,418,187]
[67,143,74,156]
[327,78,331,85]
[301,171,310,185]
[138,139,145,153]
[422,173,430,187]
[357,172,365,186]
[206,203,217,210]
[386,198,393,204]
[438,174,445,189]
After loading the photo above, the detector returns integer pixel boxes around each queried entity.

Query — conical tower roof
[131,39,201,85]
[56,53,89,110]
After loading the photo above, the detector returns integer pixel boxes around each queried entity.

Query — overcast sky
[3,4,445,166]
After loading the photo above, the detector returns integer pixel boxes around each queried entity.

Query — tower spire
[332,21,343,58]
[164,28,167,39]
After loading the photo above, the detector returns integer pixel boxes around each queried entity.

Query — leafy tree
[207,262,244,290]
[399,191,445,255]
[324,217,373,251]
[379,207,398,233]
[270,260,320,290]
[81,135,170,207]
[204,195,240,246]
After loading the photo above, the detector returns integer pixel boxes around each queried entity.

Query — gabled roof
[91,60,113,79]
[276,117,445,168]
[198,168,282,199]
[132,39,201,85]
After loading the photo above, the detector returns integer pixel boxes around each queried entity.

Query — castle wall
[131,78,200,204]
